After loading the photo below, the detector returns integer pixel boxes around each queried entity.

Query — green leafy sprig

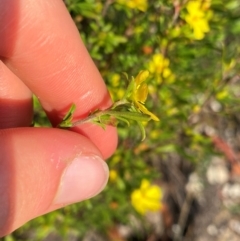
[58,70,159,140]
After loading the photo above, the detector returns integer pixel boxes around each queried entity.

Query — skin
[0,0,118,237]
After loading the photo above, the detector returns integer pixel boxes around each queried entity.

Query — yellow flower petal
[141,198,161,211]
[135,70,149,85]
[127,70,159,122]
[163,68,172,78]
[193,28,204,40]
[145,186,162,199]
[136,83,148,103]
[136,102,160,121]
[140,179,150,190]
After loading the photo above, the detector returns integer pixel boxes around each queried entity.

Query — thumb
[0,128,109,237]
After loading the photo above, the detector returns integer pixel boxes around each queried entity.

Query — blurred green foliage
[7,0,240,240]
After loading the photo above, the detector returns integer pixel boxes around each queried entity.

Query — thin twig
[71,100,130,126]
[173,192,194,241]
[102,0,113,17]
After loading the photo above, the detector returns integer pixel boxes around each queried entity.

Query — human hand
[0,0,117,237]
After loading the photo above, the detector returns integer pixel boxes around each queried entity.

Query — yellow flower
[109,170,118,182]
[116,88,125,99]
[192,105,201,113]
[110,73,121,87]
[148,54,172,81]
[216,89,228,100]
[150,129,161,140]
[184,1,210,40]
[131,179,162,215]
[116,0,148,12]
[130,70,159,121]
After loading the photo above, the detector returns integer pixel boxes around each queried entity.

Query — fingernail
[54,155,109,205]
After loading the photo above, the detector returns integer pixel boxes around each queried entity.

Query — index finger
[0,0,118,158]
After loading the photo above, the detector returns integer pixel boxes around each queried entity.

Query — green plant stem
[70,99,130,127]
[111,99,130,109]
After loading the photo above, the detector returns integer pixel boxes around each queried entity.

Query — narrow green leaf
[58,103,76,127]
[62,103,76,121]
[107,111,150,122]
[123,78,135,99]
[92,120,107,129]
[92,114,117,127]
[136,121,146,141]
[114,116,130,126]
[58,121,73,128]
[122,72,128,80]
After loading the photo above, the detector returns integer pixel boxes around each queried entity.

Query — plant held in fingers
[58,70,159,141]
